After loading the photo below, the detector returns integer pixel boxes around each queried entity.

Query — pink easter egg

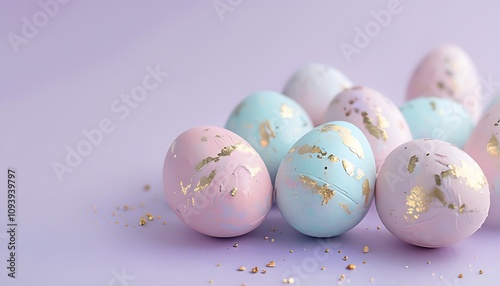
[163,126,273,237]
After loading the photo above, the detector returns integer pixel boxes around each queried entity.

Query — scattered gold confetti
[343,256,349,261]
[339,274,346,281]
[209,279,214,284]
[144,184,151,191]
[408,155,419,173]
[289,250,293,253]
[458,273,463,278]
[163,221,167,225]
[338,250,342,253]
[283,279,288,284]
[271,238,275,243]
[216,263,220,267]
[266,261,276,267]
[479,270,484,275]
[139,218,146,226]
[237,266,246,271]
[157,215,162,219]
[321,266,326,270]
[377,226,381,230]
[363,260,367,264]
[233,243,238,248]
[363,246,369,253]
[325,248,330,253]
[251,267,258,273]
[123,205,129,211]
[261,269,267,274]
[346,264,356,270]
[146,213,154,221]
[427,261,431,265]
[288,277,294,284]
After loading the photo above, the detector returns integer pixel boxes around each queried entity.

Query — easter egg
[225,91,313,182]
[376,139,490,247]
[163,126,273,237]
[275,121,376,237]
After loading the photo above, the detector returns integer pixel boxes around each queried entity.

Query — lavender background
[1,1,500,285]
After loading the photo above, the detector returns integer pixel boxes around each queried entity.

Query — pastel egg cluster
[164,44,498,247]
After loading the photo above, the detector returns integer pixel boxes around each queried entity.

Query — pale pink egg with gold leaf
[163,126,273,237]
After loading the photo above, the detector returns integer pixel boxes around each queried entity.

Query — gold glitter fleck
[237,266,246,271]
[343,256,349,261]
[458,273,463,278]
[281,104,293,118]
[144,184,151,191]
[320,124,365,159]
[196,143,251,171]
[298,144,327,158]
[180,181,191,195]
[288,277,295,284]
[405,186,431,222]
[362,111,389,141]
[487,134,500,157]
[201,136,208,142]
[289,249,294,253]
[321,266,325,270]
[328,154,340,162]
[346,264,356,270]
[431,187,446,206]
[448,203,457,210]
[408,155,418,173]
[289,147,296,153]
[266,261,275,267]
[193,169,216,192]
[356,169,365,180]
[339,274,346,281]
[163,221,167,225]
[261,270,267,274]
[139,218,146,226]
[363,246,369,253]
[339,203,351,215]
[430,101,436,111]
[264,236,269,240]
[299,175,335,205]
[325,248,330,253]
[342,159,355,176]
[377,226,381,230]
[251,267,258,273]
[479,270,484,275]
[362,179,371,206]
[441,161,487,191]
[233,243,238,248]
[435,174,442,186]
[363,260,367,264]
[271,238,275,243]
[230,188,238,196]
[459,204,466,213]
[146,213,154,221]
[259,120,276,147]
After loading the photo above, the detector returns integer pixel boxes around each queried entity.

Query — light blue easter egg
[225,91,313,183]
[275,121,376,237]
[400,97,475,148]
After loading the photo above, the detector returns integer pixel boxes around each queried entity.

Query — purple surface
[1,1,500,285]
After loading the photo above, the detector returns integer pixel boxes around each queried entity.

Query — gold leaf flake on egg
[342,159,355,176]
[328,154,340,162]
[259,120,276,147]
[230,188,238,197]
[319,124,365,159]
[430,101,436,111]
[280,104,293,118]
[193,169,216,192]
[201,136,208,142]
[435,174,442,186]
[459,204,466,213]
[441,161,487,191]
[180,181,192,195]
[196,156,219,171]
[362,179,370,206]
[430,187,446,206]
[405,186,431,222]
[339,203,351,215]
[487,134,500,157]
[361,112,389,141]
[299,175,335,205]
[289,147,297,153]
[407,155,418,174]
[196,143,256,171]
[298,144,327,159]
[356,169,365,180]
[448,203,457,210]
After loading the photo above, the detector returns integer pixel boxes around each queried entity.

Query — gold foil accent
[194,169,216,192]
[430,101,436,111]
[435,174,442,186]
[328,154,340,162]
[299,175,335,205]
[320,124,365,159]
[289,147,296,153]
[259,120,276,147]
[196,143,254,171]
[405,186,431,222]
[441,161,487,191]
[487,134,500,157]
[407,155,418,173]
[201,136,208,142]
[180,181,191,195]
[298,144,327,158]
[431,187,446,206]
[356,169,365,180]
[342,159,355,176]
[196,156,219,171]
[361,112,389,141]
[280,104,293,118]
[459,204,466,213]
[339,203,351,215]
[230,188,237,196]
[448,203,457,210]
[362,179,370,206]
